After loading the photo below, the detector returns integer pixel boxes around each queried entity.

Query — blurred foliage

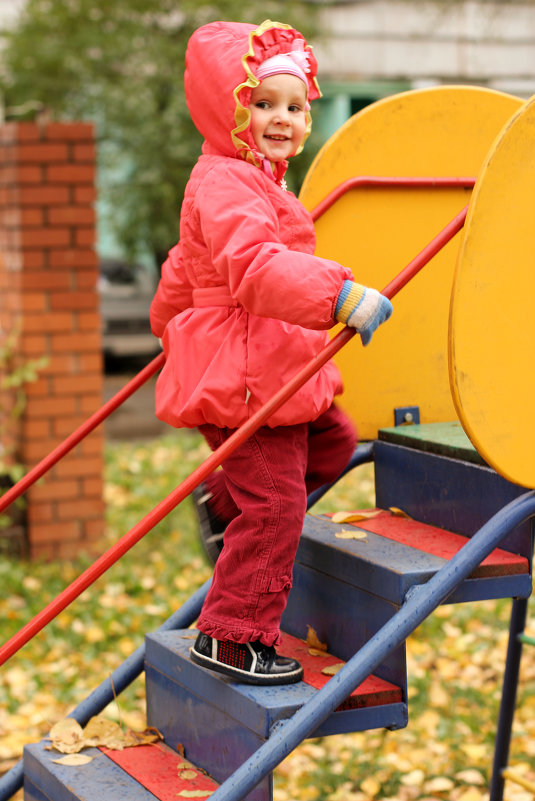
[0,327,48,536]
[1,0,325,265]
[0,432,534,800]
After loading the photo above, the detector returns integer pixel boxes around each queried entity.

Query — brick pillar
[0,121,105,559]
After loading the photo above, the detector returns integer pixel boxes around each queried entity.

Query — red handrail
[0,352,165,515]
[0,203,468,668]
[309,176,475,221]
[0,175,475,515]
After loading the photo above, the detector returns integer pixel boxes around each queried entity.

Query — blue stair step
[293,508,532,609]
[286,423,532,627]
[145,629,408,801]
[280,503,530,700]
[23,739,219,801]
[375,424,533,554]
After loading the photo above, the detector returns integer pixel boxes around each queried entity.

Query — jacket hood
[184,20,321,181]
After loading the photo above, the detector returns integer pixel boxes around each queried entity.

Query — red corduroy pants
[196,403,357,647]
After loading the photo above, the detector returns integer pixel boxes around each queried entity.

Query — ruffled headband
[255,38,310,86]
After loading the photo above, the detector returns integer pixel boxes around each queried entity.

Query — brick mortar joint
[1,119,103,559]
[0,120,95,140]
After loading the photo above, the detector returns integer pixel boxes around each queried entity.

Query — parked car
[98,258,161,360]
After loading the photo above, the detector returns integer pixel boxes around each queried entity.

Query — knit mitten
[335,280,393,346]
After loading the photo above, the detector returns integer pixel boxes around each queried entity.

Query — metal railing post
[0,579,211,801]
[208,492,535,801]
[0,205,469,669]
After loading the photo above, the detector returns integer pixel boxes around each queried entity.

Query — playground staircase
[21,422,533,801]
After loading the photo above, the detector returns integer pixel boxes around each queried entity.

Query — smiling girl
[248,72,308,163]
[150,20,393,684]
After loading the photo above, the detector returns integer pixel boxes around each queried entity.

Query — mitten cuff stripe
[335,280,366,324]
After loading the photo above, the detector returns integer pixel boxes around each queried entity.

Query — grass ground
[0,430,534,800]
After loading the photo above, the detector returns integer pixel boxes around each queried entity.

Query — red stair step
[101,741,219,800]
[332,509,529,578]
[279,631,402,710]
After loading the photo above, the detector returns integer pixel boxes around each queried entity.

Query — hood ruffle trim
[231,20,321,185]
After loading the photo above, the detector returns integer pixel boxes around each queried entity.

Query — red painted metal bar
[0,203,468,669]
[309,175,476,222]
[0,176,474,517]
[0,352,165,515]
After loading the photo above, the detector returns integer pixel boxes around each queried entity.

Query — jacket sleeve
[150,242,193,338]
[197,162,354,330]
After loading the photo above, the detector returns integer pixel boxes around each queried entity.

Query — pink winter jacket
[150,20,354,429]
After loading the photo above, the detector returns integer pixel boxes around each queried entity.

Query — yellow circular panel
[449,95,535,488]
[300,86,522,439]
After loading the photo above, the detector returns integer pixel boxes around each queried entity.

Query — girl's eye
[289,104,303,113]
[255,101,270,109]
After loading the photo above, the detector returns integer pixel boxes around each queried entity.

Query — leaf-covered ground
[1,431,534,801]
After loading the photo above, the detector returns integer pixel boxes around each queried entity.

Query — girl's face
[248,73,308,163]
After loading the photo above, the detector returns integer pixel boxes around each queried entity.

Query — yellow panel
[449,94,535,488]
[299,86,522,439]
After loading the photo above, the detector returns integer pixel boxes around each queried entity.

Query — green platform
[378,421,486,466]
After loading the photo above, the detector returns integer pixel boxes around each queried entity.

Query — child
[150,20,393,685]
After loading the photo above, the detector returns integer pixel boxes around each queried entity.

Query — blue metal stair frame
[0,444,373,801]
[0,580,211,801]
[1,442,534,801]
[489,596,530,801]
[205,489,535,801]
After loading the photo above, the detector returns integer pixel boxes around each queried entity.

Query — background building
[312,1,535,139]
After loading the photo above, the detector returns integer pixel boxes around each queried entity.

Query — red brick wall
[0,121,105,559]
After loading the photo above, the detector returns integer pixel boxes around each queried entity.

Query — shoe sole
[190,646,304,686]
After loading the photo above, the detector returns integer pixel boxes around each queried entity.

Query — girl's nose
[274,107,290,124]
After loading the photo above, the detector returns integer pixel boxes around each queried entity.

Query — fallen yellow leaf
[45,716,162,754]
[424,776,455,793]
[321,663,344,676]
[48,718,83,739]
[388,507,411,518]
[416,710,441,735]
[331,510,381,524]
[334,529,368,541]
[84,625,105,644]
[47,719,84,754]
[83,717,122,743]
[455,769,485,785]
[306,626,327,652]
[455,788,487,801]
[360,776,381,797]
[400,768,425,786]
[179,770,198,780]
[177,792,214,798]
[123,727,163,748]
[52,754,94,766]
[428,683,450,708]
[461,744,488,761]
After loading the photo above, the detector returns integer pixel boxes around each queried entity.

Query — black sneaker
[192,483,226,564]
[190,632,304,685]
